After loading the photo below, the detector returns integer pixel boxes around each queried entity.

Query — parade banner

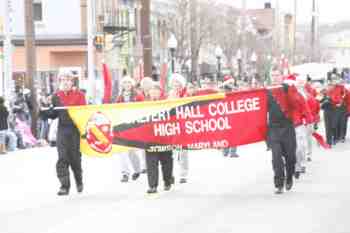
[67,89,268,157]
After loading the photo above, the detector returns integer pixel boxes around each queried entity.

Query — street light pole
[293,0,297,64]
[24,0,38,136]
[215,46,223,84]
[171,49,175,73]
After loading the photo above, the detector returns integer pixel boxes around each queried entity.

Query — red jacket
[304,83,317,98]
[116,93,144,103]
[328,84,346,107]
[344,89,350,114]
[306,95,320,123]
[288,89,313,126]
[56,90,86,106]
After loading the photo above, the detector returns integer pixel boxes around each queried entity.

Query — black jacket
[0,105,9,130]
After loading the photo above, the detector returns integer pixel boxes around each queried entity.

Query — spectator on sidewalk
[0,97,9,154]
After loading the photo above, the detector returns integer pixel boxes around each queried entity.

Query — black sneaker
[307,157,312,162]
[147,187,157,194]
[77,184,83,193]
[57,187,69,196]
[141,169,147,174]
[275,187,284,194]
[230,154,239,158]
[121,174,129,183]
[294,171,300,179]
[179,178,187,184]
[132,173,140,181]
[286,179,293,191]
[164,185,171,191]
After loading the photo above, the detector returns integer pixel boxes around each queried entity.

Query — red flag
[312,132,331,149]
[102,63,112,104]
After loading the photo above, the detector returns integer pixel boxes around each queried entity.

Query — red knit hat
[283,74,296,85]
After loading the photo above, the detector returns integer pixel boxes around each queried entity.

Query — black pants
[56,126,82,188]
[146,151,173,188]
[337,106,348,141]
[324,110,335,145]
[270,125,296,188]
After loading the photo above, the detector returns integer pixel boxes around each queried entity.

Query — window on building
[33,2,43,21]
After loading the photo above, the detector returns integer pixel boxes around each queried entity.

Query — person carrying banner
[268,75,306,194]
[116,76,144,182]
[221,75,240,158]
[145,82,173,194]
[48,70,86,196]
[0,97,9,154]
[168,73,190,183]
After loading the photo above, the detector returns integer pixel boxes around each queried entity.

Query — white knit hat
[120,76,136,87]
[58,70,75,79]
[171,73,186,87]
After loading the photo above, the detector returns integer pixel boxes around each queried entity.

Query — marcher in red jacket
[305,92,321,161]
[145,82,173,194]
[116,76,144,183]
[168,73,189,184]
[49,71,86,196]
[304,76,317,98]
[327,81,347,143]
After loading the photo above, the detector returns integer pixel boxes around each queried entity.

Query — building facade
[0,0,88,93]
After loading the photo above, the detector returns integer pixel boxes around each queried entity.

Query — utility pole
[241,0,247,76]
[293,0,297,64]
[24,0,38,136]
[141,0,152,78]
[3,0,14,99]
[311,0,316,62]
[190,0,198,83]
[87,0,95,103]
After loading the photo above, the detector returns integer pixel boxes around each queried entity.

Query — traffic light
[94,35,104,51]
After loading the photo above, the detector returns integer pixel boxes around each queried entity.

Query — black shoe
[132,173,140,181]
[164,184,171,191]
[77,184,83,193]
[307,157,312,162]
[179,178,187,184]
[230,154,239,158]
[141,169,147,174]
[341,139,345,143]
[286,179,293,191]
[121,174,129,183]
[57,187,69,196]
[294,171,300,179]
[274,187,283,194]
[147,187,157,194]
[301,167,306,174]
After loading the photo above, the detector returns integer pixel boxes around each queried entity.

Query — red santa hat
[283,74,297,86]
[223,75,235,86]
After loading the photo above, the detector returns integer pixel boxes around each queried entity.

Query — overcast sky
[217,0,349,24]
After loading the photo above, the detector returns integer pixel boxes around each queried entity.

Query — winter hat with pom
[171,73,187,87]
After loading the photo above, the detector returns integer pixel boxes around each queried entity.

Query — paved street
[0,140,349,233]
